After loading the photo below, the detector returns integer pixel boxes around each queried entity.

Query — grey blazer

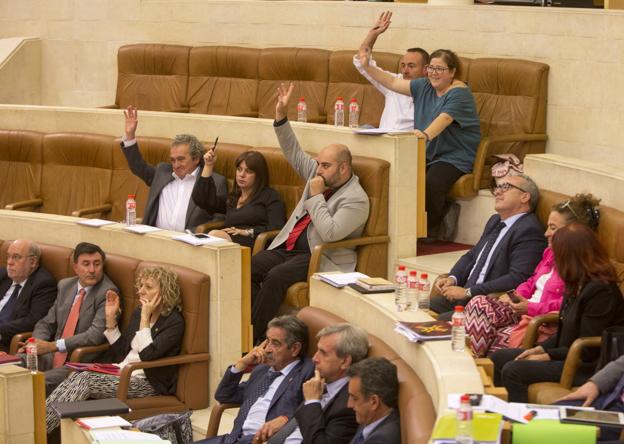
[121,142,227,231]
[592,354,624,402]
[270,121,370,272]
[351,410,401,444]
[32,274,116,363]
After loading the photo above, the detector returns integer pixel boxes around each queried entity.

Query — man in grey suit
[27,242,118,393]
[347,357,401,444]
[121,106,227,232]
[251,83,370,342]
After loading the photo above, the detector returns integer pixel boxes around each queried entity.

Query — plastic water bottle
[451,306,467,352]
[456,394,474,444]
[334,97,345,127]
[418,272,431,311]
[394,265,408,312]
[297,97,307,122]
[26,337,38,373]
[125,194,137,226]
[406,271,418,312]
[348,98,359,128]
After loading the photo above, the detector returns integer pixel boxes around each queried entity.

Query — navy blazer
[215,357,314,442]
[0,266,57,346]
[351,410,401,444]
[450,213,546,296]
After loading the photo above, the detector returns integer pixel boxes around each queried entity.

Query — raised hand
[370,11,392,36]
[236,339,269,371]
[105,290,121,328]
[275,82,295,121]
[124,106,139,140]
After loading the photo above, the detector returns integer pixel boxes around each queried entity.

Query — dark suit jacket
[0,266,57,345]
[352,410,400,444]
[33,275,117,367]
[296,382,358,444]
[450,213,546,296]
[100,307,184,395]
[121,141,227,231]
[215,358,314,442]
[541,280,624,363]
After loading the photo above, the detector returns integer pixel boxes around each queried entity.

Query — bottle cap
[409,270,417,276]
[336,96,343,101]
[398,265,406,270]
[299,97,305,101]
[460,394,470,403]
[454,306,465,312]
[421,273,428,279]
[350,98,357,102]
[128,194,136,199]
[27,337,35,343]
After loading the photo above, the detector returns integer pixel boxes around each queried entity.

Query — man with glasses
[250,83,370,343]
[353,11,429,131]
[0,239,57,350]
[430,174,546,320]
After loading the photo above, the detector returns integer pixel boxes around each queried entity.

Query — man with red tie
[250,83,370,342]
[28,242,118,393]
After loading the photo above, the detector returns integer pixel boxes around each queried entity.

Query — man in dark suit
[266,323,369,444]
[28,242,118,393]
[0,239,57,349]
[195,315,314,444]
[430,174,547,320]
[347,358,400,444]
[121,106,227,232]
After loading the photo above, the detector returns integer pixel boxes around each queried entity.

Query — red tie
[53,288,86,368]
[286,189,334,251]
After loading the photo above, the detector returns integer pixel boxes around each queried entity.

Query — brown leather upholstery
[111,136,171,222]
[114,44,191,112]
[325,50,401,127]
[0,130,44,208]
[188,46,260,116]
[257,48,330,122]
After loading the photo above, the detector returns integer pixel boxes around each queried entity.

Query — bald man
[250,83,370,342]
[0,239,57,349]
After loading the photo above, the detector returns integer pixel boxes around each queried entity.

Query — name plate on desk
[0,365,35,443]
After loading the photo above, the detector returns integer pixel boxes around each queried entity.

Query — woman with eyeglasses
[490,223,624,402]
[356,11,480,239]
[465,194,601,357]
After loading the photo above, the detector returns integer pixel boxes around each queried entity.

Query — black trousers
[429,294,470,321]
[426,161,464,235]
[251,248,311,342]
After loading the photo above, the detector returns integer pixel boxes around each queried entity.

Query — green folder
[432,412,503,443]
[513,419,596,444]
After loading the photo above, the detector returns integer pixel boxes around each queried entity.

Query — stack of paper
[76,219,117,228]
[90,429,168,442]
[122,225,161,234]
[171,233,227,246]
[316,272,369,288]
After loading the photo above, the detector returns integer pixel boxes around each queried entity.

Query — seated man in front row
[121,106,227,232]
[251,83,370,342]
[0,239,57,350]
[431,174,546,320]
[26,242,118,393]
[195,315,314,444]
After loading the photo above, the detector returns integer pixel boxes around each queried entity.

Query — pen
[212,136,219,151]
[523,410,538,421]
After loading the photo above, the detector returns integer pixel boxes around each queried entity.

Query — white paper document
[122,224,162,234]
[76,219,117,228]
[353,127,413,136]
[90,429,166,441]
[316,272,369,288]
[76,415,131,429]
[171,233,228,246]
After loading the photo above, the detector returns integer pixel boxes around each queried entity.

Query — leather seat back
[257,48,330,121]
[40,133,114,216]
[115,44,191,112]
[0,130,44,208]
[188,46,260,116]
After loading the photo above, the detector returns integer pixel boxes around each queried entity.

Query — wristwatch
[464,288,472,298]
[247,228,254,238]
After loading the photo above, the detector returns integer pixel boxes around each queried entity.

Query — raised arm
[359,11,392,57]
[120,106,156,185]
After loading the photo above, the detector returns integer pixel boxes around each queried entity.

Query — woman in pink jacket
[465,194,600,357]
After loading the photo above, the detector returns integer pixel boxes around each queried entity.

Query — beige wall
[0,1,623,167]
[0,37,40,104]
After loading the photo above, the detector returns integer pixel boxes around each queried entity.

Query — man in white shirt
[120,106,227,232]
[353,12,429,131]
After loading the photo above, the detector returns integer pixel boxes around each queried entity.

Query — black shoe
[438,202,460,242]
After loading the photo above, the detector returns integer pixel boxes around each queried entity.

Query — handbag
[133,410,194,444]
[595,326,624,372]
[507,314,558,348]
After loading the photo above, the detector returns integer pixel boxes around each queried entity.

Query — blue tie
[466,221,506,288]
[351,428,365,444]
[0,284,21,324]
[225,369,282,444]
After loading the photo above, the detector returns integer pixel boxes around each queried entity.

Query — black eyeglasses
[426,66,449,74]
[490,182,527,195]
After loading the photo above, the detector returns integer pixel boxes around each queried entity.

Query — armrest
[5,198,43,210]
[307,115,327,124]
[9,331,32,354]
[308,235,390,280]
[116,353,210,401]
[71,204,113,218]
[99,104,120,109]
[206,402,241,438]
[195,220,226,234]
[522,312,560,349]
[472,133,548,192]
[252,230,281,256]
[69,344,111,362]
[559,336,602,389]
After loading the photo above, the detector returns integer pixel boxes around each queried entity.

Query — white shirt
[154,167,199,232]
[240,360,301,437]
[284,376,350,444]
[528,269,554,303]
[353,55,414,131]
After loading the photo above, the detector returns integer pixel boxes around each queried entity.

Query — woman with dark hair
[491,223,624,402]
[356,11,480,238]
[192,149,286,248]
[45,266,185,433]
[465,194,601,357]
